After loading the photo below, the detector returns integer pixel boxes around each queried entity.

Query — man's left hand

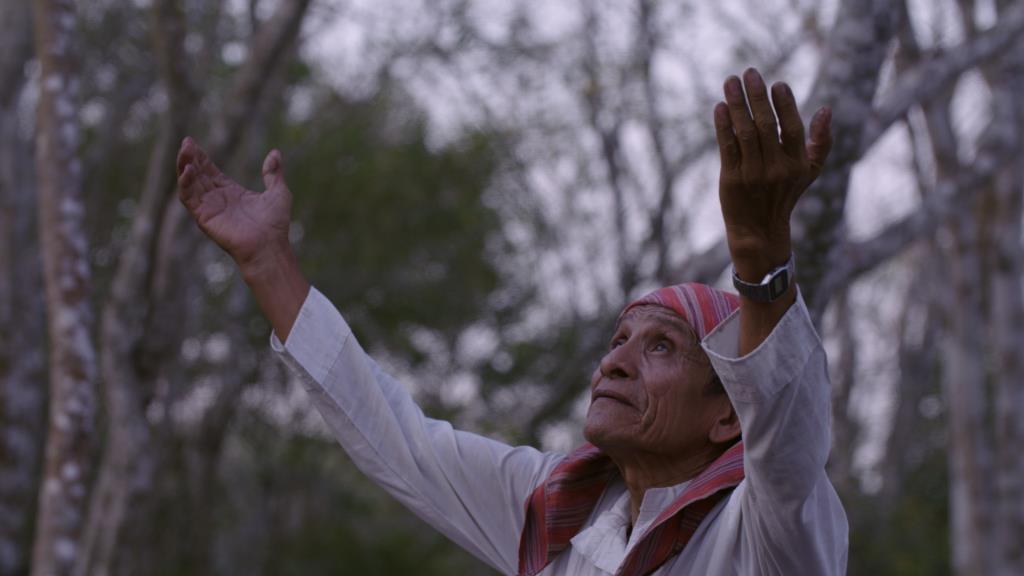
[713,68,832,282]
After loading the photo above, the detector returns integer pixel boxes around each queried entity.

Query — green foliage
[848,451,951,576]
[184,85,514,574]
[277,88,502,364]
[217,414,499,576]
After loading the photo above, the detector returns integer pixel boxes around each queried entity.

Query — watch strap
[732,254,796,303]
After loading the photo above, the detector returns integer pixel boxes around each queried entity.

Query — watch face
[770,272,788,298]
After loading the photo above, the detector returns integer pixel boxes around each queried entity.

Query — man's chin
[583,419,635,451]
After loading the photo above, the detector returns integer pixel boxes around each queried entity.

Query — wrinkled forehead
[615,304,708,361]
[616,304,697,339]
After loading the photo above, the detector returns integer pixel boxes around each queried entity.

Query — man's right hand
[176,137,293,278]
[177,137,310,341]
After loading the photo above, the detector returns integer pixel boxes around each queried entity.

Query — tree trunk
[988,84,1024,576]
[942,209,995,576]
[826,290,858,498]
[28,1,97,575]
[981,13,1024,566]
[73,2,193,575]
[880,246,941,509]
[0,3,47,574]
[75,1,315,572]
[795,0,904,319]
[990,160,1024,576]
[923,85,998,576]
[927,19,1024,570]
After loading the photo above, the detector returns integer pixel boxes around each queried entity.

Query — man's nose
[599,341,635,379]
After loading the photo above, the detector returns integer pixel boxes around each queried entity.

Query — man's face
[583,305,728,456]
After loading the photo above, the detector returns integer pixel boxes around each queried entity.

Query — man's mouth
[593,390,633,407]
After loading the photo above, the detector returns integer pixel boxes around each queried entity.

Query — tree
[29,1,96,575]
[0,2,46,574]
[76,0,316,573]
[11,0,1024,573]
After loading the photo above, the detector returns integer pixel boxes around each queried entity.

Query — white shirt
[271,287,848,575]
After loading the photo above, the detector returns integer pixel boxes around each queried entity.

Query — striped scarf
[517,442,744,575]
[518,283,742,575]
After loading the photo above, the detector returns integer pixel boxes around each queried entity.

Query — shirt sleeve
[270,287,564,575]
[701,289,848,575]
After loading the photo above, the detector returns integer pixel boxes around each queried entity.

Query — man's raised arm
[703,69,848,574]
[713,68,832,355]
[175,137,561,574]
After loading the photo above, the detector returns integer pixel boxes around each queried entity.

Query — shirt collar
[569,479,694,574]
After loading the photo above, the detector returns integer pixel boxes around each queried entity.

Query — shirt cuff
[269,286,352,384]
[700,288,821,403]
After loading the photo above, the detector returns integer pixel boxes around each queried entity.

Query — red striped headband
[618,283,739,342]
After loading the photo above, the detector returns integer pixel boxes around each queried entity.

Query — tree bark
[826,290,858,498]
[74,1,315,573]
[74,2,194,574]
[988,73,1024,576]
[794,0,904,319]
[28,1,97,575]
[943,200,996,576]
[0,3,47,575]
[880,246,941,509]
[922,84,997,576]
[990,157,1024,576]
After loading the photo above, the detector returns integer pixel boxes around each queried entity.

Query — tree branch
[213,0,314,162]
[636,0,679,285]
[794,0,905,320]
[817,134,1015,306]
[580,3,635,297]
[860,1,1024,153]
[76,0,195,572]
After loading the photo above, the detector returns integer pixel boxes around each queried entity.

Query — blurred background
[2,0,1023,574]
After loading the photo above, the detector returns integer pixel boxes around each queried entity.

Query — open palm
[176,138,292,267]
[713,69,832,272]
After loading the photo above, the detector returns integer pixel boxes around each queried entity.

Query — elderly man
[177,68,848,574]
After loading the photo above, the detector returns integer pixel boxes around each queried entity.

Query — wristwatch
[732,254,796,303]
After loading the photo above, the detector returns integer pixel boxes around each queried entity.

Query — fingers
[177,137,225,209]
[178,163,194,187]
[177,137,199,207]
[770,82,806,161]
[723,75,762,175]
[177,136,206,175]
[742,68,780,165]
[261,149,284,191]
[806,107,833,177]
[176,137,191,174]
[177,137,226,186]
[713,103,740,172]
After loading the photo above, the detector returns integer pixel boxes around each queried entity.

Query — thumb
[262,149,285,191]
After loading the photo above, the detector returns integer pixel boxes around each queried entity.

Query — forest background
[2,0,1024,575]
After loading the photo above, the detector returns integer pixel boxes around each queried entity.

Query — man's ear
[708,398,741,445]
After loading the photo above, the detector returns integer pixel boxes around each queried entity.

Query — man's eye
[609,337,625,349]
[652,340,671,352]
